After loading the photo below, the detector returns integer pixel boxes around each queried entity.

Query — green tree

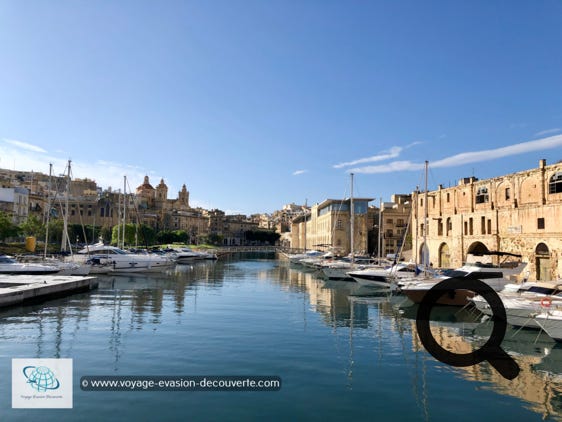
[0,212,19,242]
[46,218,64,245]
[111,223,157,247]
[156,230,188,245]
[100,225,112,243]
[138,224,156,246]
[205,233,223,246]
[19,215,45,238]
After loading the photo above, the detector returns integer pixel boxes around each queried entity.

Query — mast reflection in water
[0,258,558,421]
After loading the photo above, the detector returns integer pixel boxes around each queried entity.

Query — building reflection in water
[0,260,224,370]
[285,261,562,421]
[3,257,562,420]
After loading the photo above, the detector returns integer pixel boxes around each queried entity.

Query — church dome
[137,175,155,193]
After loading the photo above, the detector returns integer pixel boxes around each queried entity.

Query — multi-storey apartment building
[0,187,30,224]
[379,194,412,258]
[412,159,562,281]
[290,198,373,256]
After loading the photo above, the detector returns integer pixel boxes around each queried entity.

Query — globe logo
[23,366,61,392]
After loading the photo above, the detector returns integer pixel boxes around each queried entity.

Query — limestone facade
[290,198,372,255]
[412,159,562,281]
[379,195,412,258]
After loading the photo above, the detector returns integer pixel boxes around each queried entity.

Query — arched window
[549,172,562,194]
[475,187,489,204]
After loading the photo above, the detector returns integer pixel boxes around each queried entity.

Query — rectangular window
[481,216,486,234]
[505,188,511,200]
[469,218,473,235]
[487,219,492,234]
[538,218,545,230]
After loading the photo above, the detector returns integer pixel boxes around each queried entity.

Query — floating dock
[0,275,98,308]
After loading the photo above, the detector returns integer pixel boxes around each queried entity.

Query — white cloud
[3,138,47,153]
[292,169,307,176]
[333,142,422,169]
[0,138,151,192]
[333,146,403,169]
[534,128,561,137]
[350,160,425,174]
[431,135,562,168]
[349,135,562,174]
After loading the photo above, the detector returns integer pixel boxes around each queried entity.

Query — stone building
[412,159,562,281]
[290,198,372,256]
[223,214,260,246]
[134,176,207,241]
[0,187,29,224]
[1,167,288,246]
[204,209,226,236]
[379,194,412,258]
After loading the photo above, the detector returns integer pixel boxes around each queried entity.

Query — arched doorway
[467,241,489,255]
[419,242,430,267]
[439,243,450,269]
[535,243,551,281]
[466,241,491,265]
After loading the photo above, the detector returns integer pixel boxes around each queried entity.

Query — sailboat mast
[43,163,52,258]
[350,173,354,263]
[61,160,71,252]
[122,176,127,249]
[378,197,382,262]
[423,160,429,268]
[303,198,307,252]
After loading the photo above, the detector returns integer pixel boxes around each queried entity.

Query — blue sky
[1,1,562,215]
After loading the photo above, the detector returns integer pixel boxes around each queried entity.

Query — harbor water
[0,255,560,421]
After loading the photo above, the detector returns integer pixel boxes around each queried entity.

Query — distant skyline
[1,1,562,215]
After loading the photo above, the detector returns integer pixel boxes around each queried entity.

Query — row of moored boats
[0,244,217,276]
[286,249,562,343]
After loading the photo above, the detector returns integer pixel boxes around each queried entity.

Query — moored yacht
[285,250,323,265]
[535,309,562,341]
[348,262,427,288]
[0,255,60,275]
[321,256,385,281]
[399,258,528,306]
[471,280,562,328]
[77,243,174,273]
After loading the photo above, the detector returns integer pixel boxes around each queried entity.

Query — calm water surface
[0,256,560,421]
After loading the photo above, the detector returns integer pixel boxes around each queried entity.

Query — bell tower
[179,184,190,207]
[156,179,168,202]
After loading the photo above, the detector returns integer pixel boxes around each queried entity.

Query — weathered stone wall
[413,160,562,281]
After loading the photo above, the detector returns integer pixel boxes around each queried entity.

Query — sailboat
[75,176,173,274]
[19,161,92,275]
